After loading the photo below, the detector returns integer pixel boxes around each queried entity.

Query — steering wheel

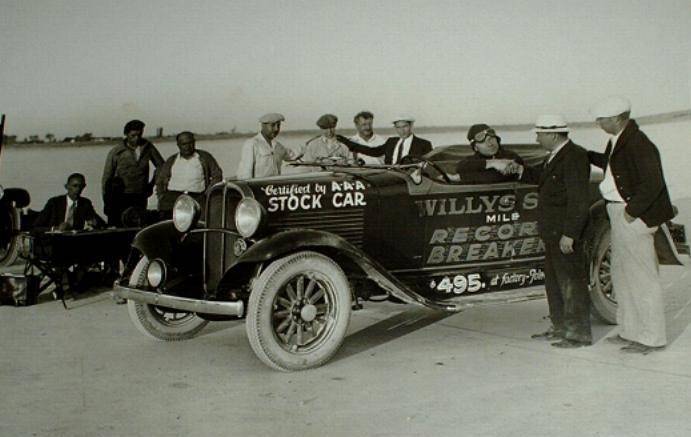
[399,155,452,183]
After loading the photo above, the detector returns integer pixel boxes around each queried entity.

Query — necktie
[66,202,76,228]
[395,139,405,163]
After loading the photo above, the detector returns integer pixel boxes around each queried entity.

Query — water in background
[1,118,689,216]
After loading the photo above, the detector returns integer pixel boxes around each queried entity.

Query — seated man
[454,123,524,183]
[155,131,223,218]
[33,173,105,231]
[299,114,353,170]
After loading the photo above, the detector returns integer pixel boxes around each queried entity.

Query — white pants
[607,203,666,347]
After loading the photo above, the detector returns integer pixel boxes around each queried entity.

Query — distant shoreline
[5,109,690,149]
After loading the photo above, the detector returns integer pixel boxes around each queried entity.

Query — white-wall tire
[246,251,352,371]
[126,256,209,341]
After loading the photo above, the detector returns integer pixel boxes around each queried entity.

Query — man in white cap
[502,115,592,347]
[337,115,432,164]
[236,113,295,179]
[588,96,674,354]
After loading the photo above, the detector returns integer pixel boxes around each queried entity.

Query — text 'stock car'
[114,145,688,371]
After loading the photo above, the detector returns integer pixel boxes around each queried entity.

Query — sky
[1,0,690,138]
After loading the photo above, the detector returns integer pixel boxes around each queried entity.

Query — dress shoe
[620,342,664,355]
[551,339,590,348]
[606,335,632,345]
[531,329,562,340]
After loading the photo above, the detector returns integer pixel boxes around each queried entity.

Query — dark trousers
[105,193,148,227]
[543,239,592,343]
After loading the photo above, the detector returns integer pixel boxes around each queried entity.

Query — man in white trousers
[588,96,675,354]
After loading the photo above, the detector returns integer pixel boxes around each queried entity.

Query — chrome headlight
[146,259,166,288]
[173,194,200,233]
[235,198,263,238]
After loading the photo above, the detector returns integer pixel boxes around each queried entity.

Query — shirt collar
[548,139,570,162]
[66,196,77,208]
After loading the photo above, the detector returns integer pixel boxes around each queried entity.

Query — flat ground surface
[3,200,691,437]
[2,262,691,437]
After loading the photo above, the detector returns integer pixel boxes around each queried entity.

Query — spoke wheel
[589,222,617,324]
[246,251,351,371]
[126,256,208,341]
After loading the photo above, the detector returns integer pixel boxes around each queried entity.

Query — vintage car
[113,144,688,371]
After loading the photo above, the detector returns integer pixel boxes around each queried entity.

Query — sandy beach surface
[2,201,691,437]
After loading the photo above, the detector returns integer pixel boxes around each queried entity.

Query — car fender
[224,229,460,312]
[132,220,203,269]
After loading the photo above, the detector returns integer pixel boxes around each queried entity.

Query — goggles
[473,129,498,143]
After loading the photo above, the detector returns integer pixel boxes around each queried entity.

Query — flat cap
[316,113,338,129]
[392,115,415,124]
[259,113,285,124]
[533,114,569,133]
[591,96,631,118]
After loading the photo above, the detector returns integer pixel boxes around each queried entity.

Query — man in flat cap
[349,111,386,164]
[588,96,674,354]
[299,114,353,170]
[102,119,164,226]
[337,115,432,164]
[503,115,592,348]
[454,123,524,183]
[237,113,295,179]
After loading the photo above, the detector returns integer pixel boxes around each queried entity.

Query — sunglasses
[473,129,497,143]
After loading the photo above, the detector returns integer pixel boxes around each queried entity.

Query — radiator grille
[267,208,365,248]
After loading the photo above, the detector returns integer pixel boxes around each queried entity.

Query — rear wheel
[0,205,21,267]
[589,222,617,324]
[246,251,352,371]
[126,256,209,341]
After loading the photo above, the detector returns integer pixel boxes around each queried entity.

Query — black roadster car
[114,144,688,371]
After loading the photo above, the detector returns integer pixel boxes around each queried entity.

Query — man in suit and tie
[501,115,592,348]
[337,115,432,164]
[34,173,105,231]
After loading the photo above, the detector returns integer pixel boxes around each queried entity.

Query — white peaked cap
[590,96,631,118]
[533,114,569,133]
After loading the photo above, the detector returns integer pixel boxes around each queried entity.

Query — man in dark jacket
[34,173,105,231]
[155,131,223,217]
[337,115,432,164]
[102,119,164,226]
[588,96,673,354]
[454,123,524,183]
[505,115,592,348]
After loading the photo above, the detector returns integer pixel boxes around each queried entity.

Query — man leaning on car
[501,115,592,348]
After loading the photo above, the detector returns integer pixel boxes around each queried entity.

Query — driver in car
[299,114,354,171]
[453,123,524,183]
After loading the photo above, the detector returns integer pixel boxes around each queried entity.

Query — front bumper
[113,281,244,317]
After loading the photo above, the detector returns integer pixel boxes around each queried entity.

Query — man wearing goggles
[454,123,524,183]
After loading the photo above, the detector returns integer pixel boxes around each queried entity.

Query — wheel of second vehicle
[126,256,209,341]
[246,251,352,371]
[0,205,21,267]
[589,222,617,325]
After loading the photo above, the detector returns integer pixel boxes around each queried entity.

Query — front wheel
[126,256,209,341]
[589,222,617,324]
[246,251,352,371]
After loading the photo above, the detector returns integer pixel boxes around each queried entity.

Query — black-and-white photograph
[1,1,690,436]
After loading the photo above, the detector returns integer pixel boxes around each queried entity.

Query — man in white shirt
[349,111,385,165]
[236,113,295,179]
[300,114,353,172]
[156,131,223,217]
